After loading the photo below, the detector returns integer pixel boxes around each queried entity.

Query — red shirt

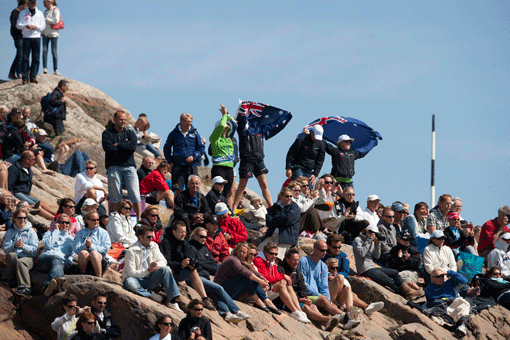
[205,232,229,263]
[478,218,510,252]
[139,169,169,194]
[253,256,285,284]
[218,215,248,248]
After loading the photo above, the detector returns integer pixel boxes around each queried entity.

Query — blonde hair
[180,113,192,121]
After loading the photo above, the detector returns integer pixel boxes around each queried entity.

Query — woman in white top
[149,315,174,340]
[42,0,61,75]
[106,199,137,248]
[51,293,94,340]
[74,160,107,208]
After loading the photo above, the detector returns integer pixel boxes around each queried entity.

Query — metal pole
[431,114,435,207]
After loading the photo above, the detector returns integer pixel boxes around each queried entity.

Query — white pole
[431,114,435,207]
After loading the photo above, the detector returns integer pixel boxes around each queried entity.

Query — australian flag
[235,100,292,140]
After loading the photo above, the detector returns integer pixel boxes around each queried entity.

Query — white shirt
[16,8,46,38]
[149,334,172,340]
[363,207,380,229]
[74,171,105,203]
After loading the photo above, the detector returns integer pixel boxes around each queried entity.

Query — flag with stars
[235,100,292,140]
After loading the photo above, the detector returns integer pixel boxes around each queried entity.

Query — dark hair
[171,220,186,231]
[263,242,278,253]
[284,247,300,259]
[136,224,155,237]
[57,79,69,89]
[76,311,96,330]
[18,0,29,6]
[154,315,173,332]
[139,113,147,118]
[488,266,502,276]
[157,160,171,171]
[326,233,344,245]
[414,202,429,214]
[61,293,78,306]
[188,299,203,311]
[57,198,75,214]
[93,292,107,302]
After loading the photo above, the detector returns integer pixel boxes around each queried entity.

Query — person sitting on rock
[89,293,122,340]
[253,242,311,323]
[105,199,137,248]
[150,315,175,340]
[422,230,457,285]
[474,267,510,311]
[72,211,111,278]
[123,224,182,312]
[188,227,251,323]
[203,214,229,263]
[173,174,211,233]
[323,234,385,316]
[279,248,342,331]
[14,200,48,240]
[387,231,422,291]
[333,186,365,243]
[70,310,103,340]
[478,205,510,258]
[1,209,38,295]
[205,176,229,213]
[425,268,479,337]
[299,240,361,329]
[353,224,424,300]
[377,206,398,265]
[137,156,154,184]
[178,299,213,340]
[215,202,247,249]
[48,198,82,237]
[73,160,107,216]
[487,233,510,278]
[139,160,174,209]
[287,180,324,241]
[37,213,74,297]
[51,294,95,340]
[444,211,477,256]
[0,194,16,232]
[159,220,216,311]
[128,114,164,161]
[134,205,163,244]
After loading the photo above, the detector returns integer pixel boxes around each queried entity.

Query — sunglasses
[329,267,339,271]
[86,321,96,325]
[324,181,333,184]
[384,215,395,218]
[344,193,355,196]
[193,308,203,312]
[122,206,131,210]
[86,167,96,170]
[148,214,158,217]
[267,252,278,256]
[145,235,155,239]
[160,322,172,326]
[16,216,27,220]
[88,218,100,222]
[66,304,77,308]
[58,221,70,225]
[284,195,293,198]
[65,205,75,208]
[198,235,207,239]
[96,301,107,305]
[330,245,341,249]
[433,274,447,278]
[317,248,328,252]
[492,272,502,276]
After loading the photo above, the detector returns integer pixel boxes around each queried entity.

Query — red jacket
[478,218,510,252]
[139,169,169,194]
[205,230,230,263]
[218,215,247,248]
[253,255,285,284]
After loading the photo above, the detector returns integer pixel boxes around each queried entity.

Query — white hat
[366,225,379,233]
[36,129,48,136]
[367,194,380,202]
[500,233,510,241]
[430,230,446,239]
[310,125,323,141]
[338,134,354,142]
[212,176,228,185]
[214,202,229,216]
[82,198,98,208]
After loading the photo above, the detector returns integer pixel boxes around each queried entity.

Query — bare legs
[272,280,301,313]
[233,174,273,211]
[78,250,104,277]
[156,190,174,208]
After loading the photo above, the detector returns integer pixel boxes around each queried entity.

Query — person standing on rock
[41,0,61,76]
[324,134,366,190]
[46,79,69,136]
[102,110,142,220]
[89,293,122,339]
[9,0,28,80]
[163,113,205,194]
[16,0,45,84]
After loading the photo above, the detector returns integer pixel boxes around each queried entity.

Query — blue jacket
[323,250,350,278]
[164,123,204,166]
[101,125,137,169]
[39,229,74,266]
[264,201,301,245]
[425,270,467,308]
[298,255,330,299]
[73,227,111,257]
[3,225,38,258]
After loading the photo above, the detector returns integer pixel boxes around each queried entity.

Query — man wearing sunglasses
[487,233,510,278]
[90,293,121,339]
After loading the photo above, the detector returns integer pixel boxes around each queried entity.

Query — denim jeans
[171,165,198,191]
[9,38,23,77]
[107,165,141,203]
[362,267,404,292]
[13,192,39,206]
[201,277,239,315]
[137,143,161,157]
[255,284,269,301]
[59,151,88,178]
[51,118,65,136]
[291,166,312,180]
[221,274,258,299]
[37,255,69,286]
[4,154,21,164]
[22,37,41,80]
[124,266,180,300]
[42,36,58,70]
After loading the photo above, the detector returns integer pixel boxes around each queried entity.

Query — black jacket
[285,134,325,175]
[137,165,152,184]
[91,307,121,340]
[10,9,22,40]
[174,190,211,231]
[8,160,32,195]
[236,114,264,161]
[2,124,25,160]
[387,243,421,271]
[324,143,365,179]
[159,232,195,277]
[101,125,137,169]
[444,227,475,250]
[264,201,301,245]
[189,239,218,278]
[278,260,308,298]
[178,315,212,340]
[70,329,107,340]
[49,87,67,120]
[205,187,228,214]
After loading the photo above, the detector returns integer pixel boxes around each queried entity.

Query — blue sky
[2,0,509,225]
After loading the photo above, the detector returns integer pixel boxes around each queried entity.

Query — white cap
[367,194,380,202]
[500,233,510,241]
[36,129,48,136]
[83,198,98,208]
[214,202,229,216]
[310,125,323,141]
[366,225,379,233]
[212,176,228,185]
[338,134,354,142]
[430,230,446,239]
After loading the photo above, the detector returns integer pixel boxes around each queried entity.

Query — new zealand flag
[235,100,292,140]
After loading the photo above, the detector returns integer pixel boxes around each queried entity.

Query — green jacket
[209,114,236,168]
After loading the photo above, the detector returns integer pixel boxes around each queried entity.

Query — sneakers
[166,302,183,312]
[236,310,251,320]
[456,260,464,271]
[14,287,31,296]
[149,292,163,303]
[44,279,58,297]
[325,315,340,331]
[54,70,61,76]
[56,277,66,292]
[343,319,361,330]
[225,313,244,323]
[202,297,216,311]
[8,74,17,80]
[456,323,467,337]
[43,68,48,74]
[290,311,310,323]
[30,78,38,84]
[365,301,384,315]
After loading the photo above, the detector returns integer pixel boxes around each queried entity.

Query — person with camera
[159,220,216,311]
[51,293,98,340]
[353,224,424,300]
[377,206,398,265]
[334,186,365,243]
[387,231,422,291]
[178,299,212,340]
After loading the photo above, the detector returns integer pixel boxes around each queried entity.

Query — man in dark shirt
[137,156,154,183]
[90,293,122,339]
[9,0,28,80]
[205,176,229,213]
[324,134,366,189]
[173,175,211,232]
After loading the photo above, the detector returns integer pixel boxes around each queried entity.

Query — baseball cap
[214,202,229,216]
[366,225,379,233]
[391,202,406,212]
[82,198,98,208]
[36,129,48,136]
[310,125,323,141]
[367,194,380,202]
[430,230,446,239]
[204,214,219,225]
[500,233,510,241]
[338,134,354,142]
[399,231,414,240]
[212,176,228,185]
[447,212,460,220]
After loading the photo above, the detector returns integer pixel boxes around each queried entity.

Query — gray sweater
[353,233,381,274]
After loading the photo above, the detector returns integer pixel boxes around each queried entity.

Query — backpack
[40,92,59,122]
